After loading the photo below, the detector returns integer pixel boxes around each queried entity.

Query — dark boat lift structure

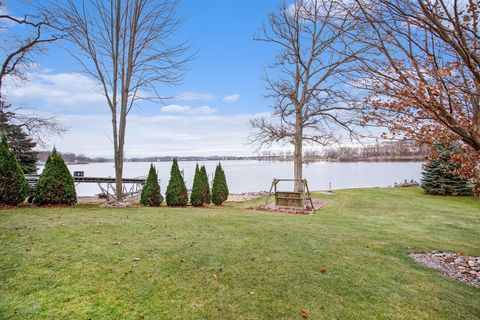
[25,174,147,201]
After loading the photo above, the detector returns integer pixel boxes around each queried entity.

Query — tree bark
[111,109,124,201]
[116,105,127,201]
[294,108,303,192]
[115,153,123,200]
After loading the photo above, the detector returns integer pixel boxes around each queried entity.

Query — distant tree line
[259,140,428,162]
[34,140,428,165]
[322,141,429,162]
[36,151,110,164]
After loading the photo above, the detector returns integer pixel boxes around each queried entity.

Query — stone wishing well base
[250,199,328,215]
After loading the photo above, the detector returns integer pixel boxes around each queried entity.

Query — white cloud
[39,111,269,157]
[161,104,190,113]
[222,94,240,103]
[161,104,216,115]
[5,70,266,157]
[196,106,216,114]
[4,72,106,111]
[175,91,215,101]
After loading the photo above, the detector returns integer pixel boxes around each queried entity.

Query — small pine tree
[219,164,229,202]
[0,134,29,205]
[166,158,188,206]
[0,102,37,174]
[421,144,472,196]
[190,164,203,206]
[212,163,229,205]
[34,148,77,205]
[200,165,210,205]
[140,164,163,206]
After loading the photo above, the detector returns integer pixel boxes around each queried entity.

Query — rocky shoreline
[78,191,270,204]
[225,191,268,202]
[411,251,480,287]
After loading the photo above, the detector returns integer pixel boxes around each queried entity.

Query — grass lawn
[0,188,479,319]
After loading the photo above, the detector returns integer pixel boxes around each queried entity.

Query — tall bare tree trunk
[116,102,127,201]
[56,0,191,202]
[294,109,303,192]
[112,109,123,201]
[115,155,123,200]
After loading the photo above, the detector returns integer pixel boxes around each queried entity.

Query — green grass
[0,188,479,319]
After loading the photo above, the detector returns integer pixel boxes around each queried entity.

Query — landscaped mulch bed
[411,251,480,287]
[248,199,328,215]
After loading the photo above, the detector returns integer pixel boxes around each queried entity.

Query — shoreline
[59,159,426,166]
[76,186,414,203]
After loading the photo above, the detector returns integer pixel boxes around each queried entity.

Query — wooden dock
[25,174,147,200]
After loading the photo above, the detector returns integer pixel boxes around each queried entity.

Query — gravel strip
[411,251,480,288]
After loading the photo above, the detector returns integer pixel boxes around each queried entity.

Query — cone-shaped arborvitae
[212,163,229,205]
[200,165,210,204]
[421,144,472,196]
[166,158,188,206]
[219,164,229,202]
[0,134,29,205]
[190,164,203,206]
[140,164,163,206]
[34,148,77,205]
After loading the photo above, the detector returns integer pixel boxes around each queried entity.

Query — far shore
[39,158,426,166]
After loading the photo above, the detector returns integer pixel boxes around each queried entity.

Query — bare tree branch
[0,1,64,97]
[349,0,480,186]
[251,0,366,191]
[0,1,65,142]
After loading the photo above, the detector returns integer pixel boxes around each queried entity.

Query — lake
[41,160,425,196]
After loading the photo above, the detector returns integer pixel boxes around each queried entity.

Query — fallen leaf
[300,310,309,318]
[320,268,327,273]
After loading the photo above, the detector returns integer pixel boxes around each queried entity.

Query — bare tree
[251,0,365,191]
[0,1,63,97]
[54,0,191,200]
[350,0,479,184]
[0,1,64,140]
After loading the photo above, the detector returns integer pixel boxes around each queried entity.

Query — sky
[2,0,329,158]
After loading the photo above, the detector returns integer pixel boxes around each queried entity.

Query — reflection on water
[39,160,424,196]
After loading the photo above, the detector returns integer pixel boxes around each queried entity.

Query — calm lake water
[40,160,424,196]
